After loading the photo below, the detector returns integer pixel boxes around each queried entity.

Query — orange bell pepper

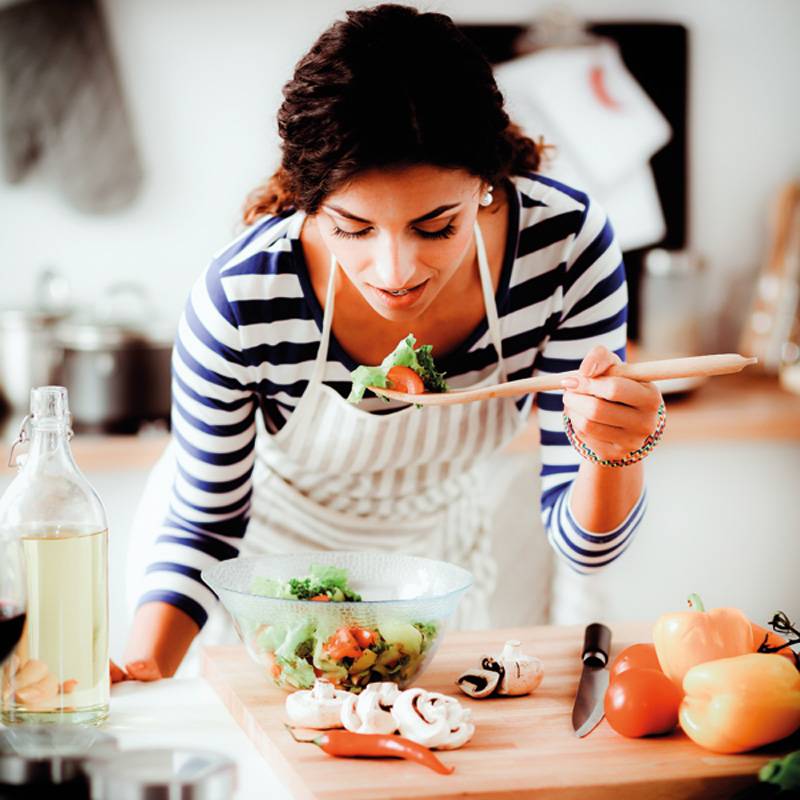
[653,594,753,689]
[679,653,800,754]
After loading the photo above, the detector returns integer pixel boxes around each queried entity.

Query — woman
[117,4,662,681]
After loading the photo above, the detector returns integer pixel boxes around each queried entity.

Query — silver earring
[479,185,494,207]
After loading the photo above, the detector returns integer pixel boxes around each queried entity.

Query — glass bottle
[0,386,109,726]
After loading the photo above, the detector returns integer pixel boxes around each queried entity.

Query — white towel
[496,41,671,188]
[496,42,670,250]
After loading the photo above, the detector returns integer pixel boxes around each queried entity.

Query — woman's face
[313,164,486,322]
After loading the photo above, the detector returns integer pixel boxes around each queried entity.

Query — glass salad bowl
[202,551,472,693]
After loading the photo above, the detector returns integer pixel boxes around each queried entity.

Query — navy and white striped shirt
[139,173,646,629]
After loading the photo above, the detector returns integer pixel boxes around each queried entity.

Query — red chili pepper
[286,727,454,774]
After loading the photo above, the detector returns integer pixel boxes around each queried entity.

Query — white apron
[127,220,551,673]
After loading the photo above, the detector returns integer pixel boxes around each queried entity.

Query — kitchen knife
[572,622,612,738]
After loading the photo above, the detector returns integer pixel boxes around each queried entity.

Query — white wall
[1,0,798,330]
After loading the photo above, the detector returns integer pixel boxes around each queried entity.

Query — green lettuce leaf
[275,657,316,689]
[380,334,420,370]
[347,365,390,403]
[413,344,448,393]
[250,564,361,601]
[249,576,294,599]
[308,564,349,590]
[256,623,287,652]
[274,618,315,662]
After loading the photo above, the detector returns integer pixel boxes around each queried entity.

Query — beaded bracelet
[562,402,666,468]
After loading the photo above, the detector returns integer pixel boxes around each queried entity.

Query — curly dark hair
[243,3,544,224]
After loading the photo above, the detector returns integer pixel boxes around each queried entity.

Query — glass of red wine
[0,533,26,667]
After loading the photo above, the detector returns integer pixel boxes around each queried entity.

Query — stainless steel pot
[0,271,72,410]
[54,284,173,433]
[0,309,64,410]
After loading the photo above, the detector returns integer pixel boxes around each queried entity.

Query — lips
[367,280,429,310]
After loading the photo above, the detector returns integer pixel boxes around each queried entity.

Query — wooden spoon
[368,353,758,406]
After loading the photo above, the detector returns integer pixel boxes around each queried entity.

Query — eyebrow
[324,203,461,225]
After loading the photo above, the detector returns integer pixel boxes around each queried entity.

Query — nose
[372,233,417,289]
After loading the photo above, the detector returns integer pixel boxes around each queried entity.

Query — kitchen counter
[0,679,288,799]
[655,371,800,441]
[105,678,287,798]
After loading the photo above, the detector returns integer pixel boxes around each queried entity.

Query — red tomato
[351,628,376,649]
[323,628,363,661]
[609,643,663,680]
[386,366,425,394]
[751,622,797,665]
[309,594,330,602]
[604,667,683,738]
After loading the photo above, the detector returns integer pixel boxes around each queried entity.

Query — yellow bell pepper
[679,653,800,754]
[653,593,753,689]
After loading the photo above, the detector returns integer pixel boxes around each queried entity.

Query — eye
[415,222,456,240]
[331,225,372,239]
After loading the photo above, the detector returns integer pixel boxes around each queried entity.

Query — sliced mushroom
[340,681,400,735]
[456,668,501,699]
[285,678,348,729]
[481,655,506,679]
[457,640,545,699]
[392,688,475,750]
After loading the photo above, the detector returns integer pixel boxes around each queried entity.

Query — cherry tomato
[609,643,663,680]
[351,628,376,649]
[323,628,363,661]
[604,667,683,738]
[751,622,797,665]
[386,366,425,394]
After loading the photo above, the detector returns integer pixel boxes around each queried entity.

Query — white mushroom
[285,678,349,729]
[392,687,475,750]
[340,682,401,735]
[492,640,544,696]
[456,667,501,699]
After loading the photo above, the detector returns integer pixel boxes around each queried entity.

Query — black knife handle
[582,623,612,668]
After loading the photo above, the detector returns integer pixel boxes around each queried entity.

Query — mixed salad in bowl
[202,553,471,694]
[249,565,439,692]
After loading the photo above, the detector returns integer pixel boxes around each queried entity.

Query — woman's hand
[2,655,78,710]
[110,657,163,683]
[560,345,663,462]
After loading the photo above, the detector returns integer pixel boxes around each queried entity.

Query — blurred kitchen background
[0,0,798,671]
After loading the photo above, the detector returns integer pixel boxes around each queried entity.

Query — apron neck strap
[473,220,504,359]
[309,253,338,386]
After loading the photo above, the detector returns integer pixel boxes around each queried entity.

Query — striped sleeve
[534,195,646,573]
[136,263,258,629]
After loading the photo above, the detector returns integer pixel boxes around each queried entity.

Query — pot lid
[54,317,173,350]
[54,282,174,350]
[0,726,117,786]
[0,308,68,328]
[83,748,236,799]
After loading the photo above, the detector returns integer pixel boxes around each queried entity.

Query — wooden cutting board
[201,622,799,800]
